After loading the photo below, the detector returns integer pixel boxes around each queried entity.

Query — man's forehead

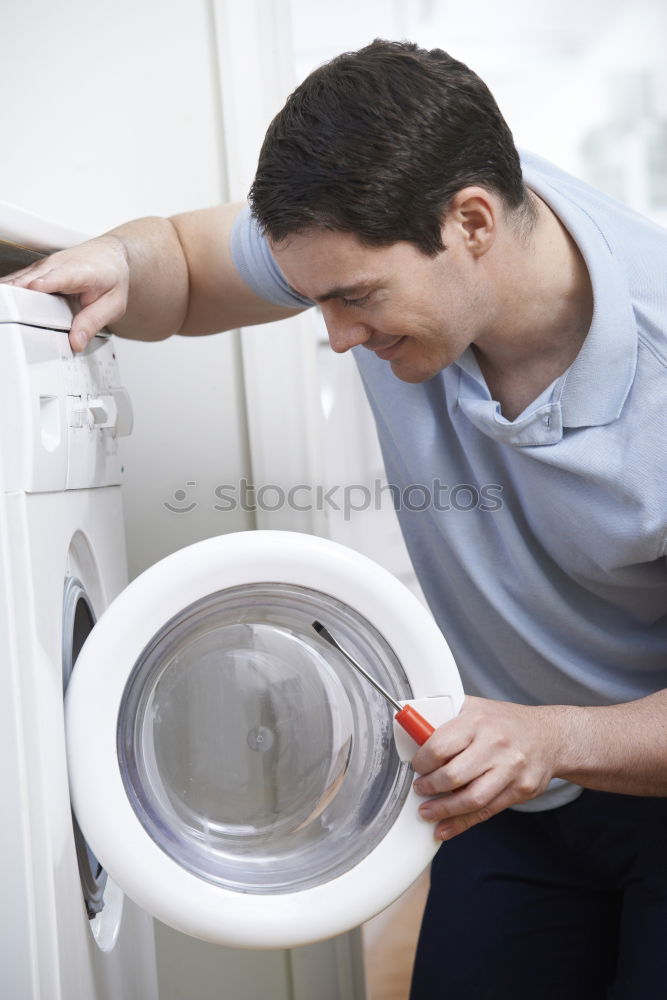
[271,230,389,299]
[270,226,372,261]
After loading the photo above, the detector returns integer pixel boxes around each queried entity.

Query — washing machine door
[65,530,463,948]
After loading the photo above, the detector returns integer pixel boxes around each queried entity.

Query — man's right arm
[0,202,305,352]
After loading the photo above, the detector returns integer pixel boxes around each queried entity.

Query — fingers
[415,736,543,803]
[1,253,77,292]
[69,288,127,351]
[1,238,130,352]
[0,262,46,285]
[23,258,100,297]
[417,763,504,817]
[413,743,491,796]
[411,696,556,841]
[24,268,59,291]
[69,312,98,352]
[427,784,521,842]
[411,714,473,776]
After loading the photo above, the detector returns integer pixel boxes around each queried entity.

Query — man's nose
[323,310,372,354]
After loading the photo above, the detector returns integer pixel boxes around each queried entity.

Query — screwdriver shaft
[312,620,436,747]
[312,620,404,711]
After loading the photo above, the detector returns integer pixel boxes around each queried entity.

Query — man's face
[271,225,492,383]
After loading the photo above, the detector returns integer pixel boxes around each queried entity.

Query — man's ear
[442,187,496,258]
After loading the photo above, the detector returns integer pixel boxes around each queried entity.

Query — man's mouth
[367,337,405,360]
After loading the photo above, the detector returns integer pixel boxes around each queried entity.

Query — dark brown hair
[250,39,531,256]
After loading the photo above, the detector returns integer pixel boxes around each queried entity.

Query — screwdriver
[312,621,435,746]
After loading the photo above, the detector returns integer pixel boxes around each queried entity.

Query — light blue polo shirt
[231,152,667,810]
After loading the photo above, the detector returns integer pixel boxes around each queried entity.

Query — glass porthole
[117,582,414,894]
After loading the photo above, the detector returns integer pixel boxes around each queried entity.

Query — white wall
[1,0,227,227]
[289,0,667,219]
[0,0,256,582]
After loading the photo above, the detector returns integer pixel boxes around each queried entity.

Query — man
[4,39,667,999]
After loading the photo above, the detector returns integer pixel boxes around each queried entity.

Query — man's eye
[341,294,370,308]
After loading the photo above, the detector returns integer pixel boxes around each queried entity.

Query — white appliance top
[0,199,87,252]
[0,284,74,331]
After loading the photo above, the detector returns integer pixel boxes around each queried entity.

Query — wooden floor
[362,872,429,1000]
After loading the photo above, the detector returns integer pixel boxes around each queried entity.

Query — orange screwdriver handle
[394,704,436,746]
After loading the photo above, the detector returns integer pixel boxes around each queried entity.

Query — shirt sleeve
[230,203,314,310]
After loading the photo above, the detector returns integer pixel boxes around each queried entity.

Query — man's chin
[389,359,442,383]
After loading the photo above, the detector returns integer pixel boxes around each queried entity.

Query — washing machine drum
[66,531,463,948]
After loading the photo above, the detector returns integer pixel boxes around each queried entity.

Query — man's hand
[411,695,565,841]
[0,205,305,350]
[0,235,131,352]
[413,687,667,841]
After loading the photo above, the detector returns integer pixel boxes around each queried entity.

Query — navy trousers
[409,790,667,999]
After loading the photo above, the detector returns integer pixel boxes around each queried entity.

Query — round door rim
[65,530,463,948]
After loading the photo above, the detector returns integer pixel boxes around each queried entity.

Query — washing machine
[0,207,466,971]
[0,279,159,998]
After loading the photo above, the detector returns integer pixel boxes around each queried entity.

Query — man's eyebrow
[312,282,375,303]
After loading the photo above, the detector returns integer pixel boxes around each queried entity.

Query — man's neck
[472,193,593,420]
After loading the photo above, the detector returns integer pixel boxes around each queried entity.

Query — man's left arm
[412,689,667,841]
